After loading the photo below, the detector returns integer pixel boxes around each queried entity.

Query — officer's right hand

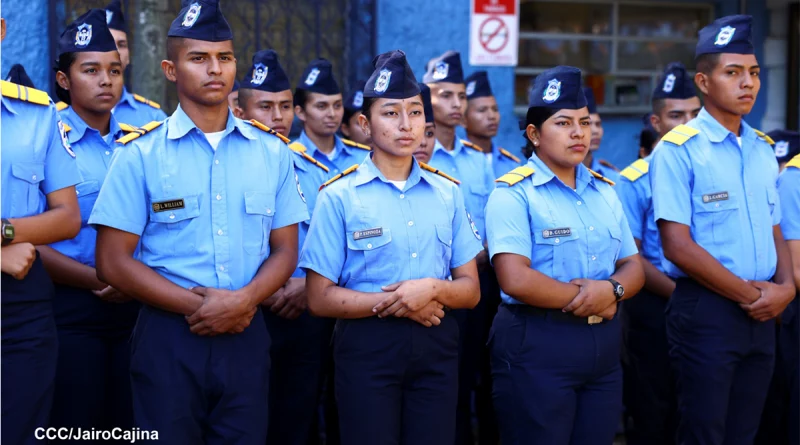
[740,281,796,322]
[406,301,445,328]
[1,242,36,280]
[186,287,257,336]
[92,285,133,303]
[564,278,617,317]
[596,303,618,320]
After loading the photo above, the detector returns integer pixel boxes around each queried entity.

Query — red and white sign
[469,0,519,66]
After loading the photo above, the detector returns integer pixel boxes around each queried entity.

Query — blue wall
[1,0,51,90]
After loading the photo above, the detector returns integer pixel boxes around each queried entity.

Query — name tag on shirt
[702,192,729,203]
[353,228,383,240]
[542,227,572,238]
[152,199,185,212]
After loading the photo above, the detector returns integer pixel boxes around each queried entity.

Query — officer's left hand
[374,279,436,318]
[563,279,617,318]
[740,281,796,322]
[186,287,257,335]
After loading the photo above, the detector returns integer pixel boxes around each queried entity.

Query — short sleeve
[651,142,692,226]
[41,106,81,194]
[272,141,310,229]
[88,144,148,235]
[778,168,800,240]
[615,178,646,241]
[617,202,639,260]
[298,189,347,284]
[485,186,532,261]
[449,185,484,268]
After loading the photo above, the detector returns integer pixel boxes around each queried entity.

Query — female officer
[299,50,484,445]
[37,9,140,435]
[485,66,644,445]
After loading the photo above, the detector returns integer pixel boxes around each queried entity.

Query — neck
[179,98,229,133]
[372,150,413,181]
[545,157,577,189]
[435,124,456,151]
[582,151,594,168]
[73,105,112,136]
[306,129,335,154]
[704,102,742,135]
[467,132,493,154]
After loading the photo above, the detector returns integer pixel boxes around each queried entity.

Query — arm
[494,253,580,308]
[790,240,800,291]
[37,245,105,290]
[306,270,388,318]
[740,226,797,321]
[238,224,299,307]
[564,254,645,317]
[9,187,80,245]
[635,238,676,299]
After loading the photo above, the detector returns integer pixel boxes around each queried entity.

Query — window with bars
[514,0,713,115]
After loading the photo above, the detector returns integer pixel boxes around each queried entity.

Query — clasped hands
[740,280,795,322]
[563,278,618,320]
[372,278,446,328]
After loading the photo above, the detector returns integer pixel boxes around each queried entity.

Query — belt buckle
[587,315,603,325]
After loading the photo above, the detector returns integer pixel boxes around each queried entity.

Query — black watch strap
[608,278,623,300]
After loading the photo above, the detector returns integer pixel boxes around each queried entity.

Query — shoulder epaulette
[461,139,483,152]
[133,94,162,110]
[298,152,330,173]
[319,164,359,191]
[55,101,69,111]
[1,80,50,106]
[619,158,649,182]
[116,120,162,144]
[499,148,521,164]
[246,119,290,144]
[341,138,371,150]
[599,159,620,172]
[588,168,616,186]
[118,123,139,133]
[495,166,535,186]
[753,129,775,145]
[289,142,307,153]
[419,162,461,185]
[662,124,700,146]
[786,154,800,170]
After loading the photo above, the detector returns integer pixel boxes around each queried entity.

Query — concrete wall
[1,0,52,91]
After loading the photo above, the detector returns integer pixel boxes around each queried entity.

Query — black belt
[502,303,607,325]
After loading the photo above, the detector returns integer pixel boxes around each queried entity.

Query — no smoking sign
[470,0,519,66]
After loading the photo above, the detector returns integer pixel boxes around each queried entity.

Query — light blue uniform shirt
[486,152,639,306]
[428,138,495,240]
[112,87,167,127]
[298,155,484,293]
[49,112,128,267]
[291,150,330,278]
[486,142,522,179]
[89,105,309,291]
[650,108,780,281]
[294,130,370,176]
[778,161,800,241]
[1,93,81,219]
[590,156,621,184]
[615,155,665,272]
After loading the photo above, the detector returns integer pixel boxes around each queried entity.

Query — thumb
[190,286,207,296]
[381,281,403,292]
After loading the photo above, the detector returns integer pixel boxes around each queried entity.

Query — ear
[233,106,244,119]
[638,147,647,159]
[694,72,710,96]
[294,105,306,122]
[650,113,663,135]
[161,59,177,83]
[525,123,539,144]
[56,71,70,91]
[0,18,6,42]
[358,113,370,135]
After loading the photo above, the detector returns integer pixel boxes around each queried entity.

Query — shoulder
[319,164,360,192]
[132,93,162,110]
[419,162,461,185]
[244,119,291,144]
[499,147,521,164]
[785,154,800,171]
[461,139,483,153]
[495,165,535,188]
[1,80,52,107]
[661,123,702,147]
[118,122,140,134]
[291,146,330,173]
[753,129,775,146]
[588,168,616,187]
[340,137,371,151]
[116,120,164,148]
[619,158,650,183]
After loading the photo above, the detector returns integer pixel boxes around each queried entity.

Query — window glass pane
[515,74,535,107]
[519,39,610,71]
[520,1,612,34]
[618,5,709,39]
[617,41,696,71]
[603,76,655,107]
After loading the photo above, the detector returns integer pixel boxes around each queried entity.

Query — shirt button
[214,159,220,165]
[715,203,720,208]
[367,243,373,249]
[32,175,37,180]
[169,213,175,219]
[408,221,414,226]
[266,208,272,215]
[577,201,582,206]
[555,238,560,244]
[216,194,222,201]
[219,266,225,271]
[105,150,111,155]
[412,253,418,258]
[591,255,597,261]
[217,229,223,236]
[589,226,594,231]
[399,194,405,199]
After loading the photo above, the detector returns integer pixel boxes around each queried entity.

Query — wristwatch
[608,279,624,301]
[2,218,15,247]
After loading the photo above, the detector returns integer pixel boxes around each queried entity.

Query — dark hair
[343,108,359,125]
[652,98,666,115]
[520,106,557,150]
[639,128,659,157]
[166,37,185,61]
[53,52,78,105]
[293,88,308,110]
[237,87,254,110]
[695,53,721,75]
[360,96,378,120]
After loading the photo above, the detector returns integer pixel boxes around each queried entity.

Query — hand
[406,301,446,327]
[740,281,796,322]
[271,277,307,320]
[374,278,437,318]
[186,287,256,336]
[1,243,36,280]
[596,303,618,320]
[261,286,286,308]
[563,278,617,318]
[92,285,132,303]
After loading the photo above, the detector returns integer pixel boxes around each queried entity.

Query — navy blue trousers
[130,305,270,444]
[667,278,775,445]
[49,285,139,443]
[1,256,58,445]
[334,315,459,445]
[490,303,623,445]
[622,289,677,445]
[781,296,799,445]
[263,310,333,445]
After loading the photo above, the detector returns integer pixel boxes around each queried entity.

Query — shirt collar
[1,96,17,115]
[528,151,594,193]
[352,153,424,190]
[166,104,254,141]
[696,107,756,144]
[299,131,345,157]
[62,111,126,145]
[117,87,137,109]
[433,138,465,156]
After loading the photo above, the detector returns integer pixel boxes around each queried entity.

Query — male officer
[768,129,800,171]
[464,70,520,178]
[651,15,796,445]
[617,62,701,445]
[101,0,166,126]
[237,48,332,445]
[88,2,308,443]
[1,15,82,444]
[340,79,371,146]
[581,87,620,182]
[293,59,370,175]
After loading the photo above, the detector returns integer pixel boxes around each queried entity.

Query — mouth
[449,113,463,120]
[204,80,225,89]
[590,138,601,146]
[96,93,115,100]
[738,94,754,102]
[569,144,587,151]
[271,125,286,133]
[487,124,498,131]
[397,137,417,146]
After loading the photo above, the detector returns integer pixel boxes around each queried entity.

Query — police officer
[237,48,332,445]
[412,82,436,164]
[340,79,371,146]
[464,70,520,178]
[299,50,483,445]
[651,15,796,445]
[486,65,644,445]
[581,87,620,182]
[5,63,35,88]
[102,0,167,126]
[293,58,370,175]
[0,15,82,444]
[769,129,800,171]
[88,2,308,442]
[34,10,138,438]
[616,62,701,445]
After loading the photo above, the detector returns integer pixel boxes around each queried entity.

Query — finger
[394,307,409,318]
[270,296,288,314]
[284,308,302,320]
[569,278,586,286]
[372,294,400,314]
[378,299,405,318]
[434,308,445,319]
[190,320,210,335]
[562,291,587,313]
[186,308,207,325]
[277,303,294,319]
[380,282,403,292]
[429,315,441,326]
[190,286,207,296]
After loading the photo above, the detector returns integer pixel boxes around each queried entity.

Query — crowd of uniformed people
[1,1,798,444]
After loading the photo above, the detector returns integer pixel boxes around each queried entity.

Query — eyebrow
[724,64,760,70]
